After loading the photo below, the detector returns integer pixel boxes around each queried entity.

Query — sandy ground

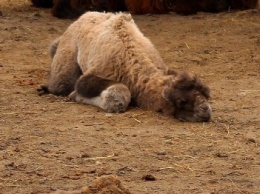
[0,1,259,193]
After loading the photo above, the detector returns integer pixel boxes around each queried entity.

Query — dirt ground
[0,1,259,193]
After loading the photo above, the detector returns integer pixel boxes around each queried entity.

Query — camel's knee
[101,84,131,113]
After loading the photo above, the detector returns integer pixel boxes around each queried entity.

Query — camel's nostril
[200,104,210,111]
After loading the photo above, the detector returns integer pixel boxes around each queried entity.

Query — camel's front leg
[69,73,131,113]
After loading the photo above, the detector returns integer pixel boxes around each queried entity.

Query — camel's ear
[162,72,193,101]
[174,71,196,90]
[174,71,211,99]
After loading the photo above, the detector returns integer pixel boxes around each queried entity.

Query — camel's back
[77,13,167,74]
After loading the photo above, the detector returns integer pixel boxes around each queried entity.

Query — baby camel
[39,12,212,122]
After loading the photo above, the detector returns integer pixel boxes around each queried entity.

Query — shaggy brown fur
[40,12,212,122]
[52,175,131,194]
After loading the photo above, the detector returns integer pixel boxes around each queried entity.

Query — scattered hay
[52,175,131,194]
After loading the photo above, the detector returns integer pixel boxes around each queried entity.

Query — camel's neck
[125,69,173,111]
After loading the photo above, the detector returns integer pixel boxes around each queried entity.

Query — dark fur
[228,0,258,10]
[167,0,197,15]
[93,0,127,12]
[75,74,117,98]
[31,0,53,8]
[31,0,259,18]
[37,84,49,96]
[52,0,126,19]
[122,0,255,15]
[169,0,258,14]
[196,0,229,13]
[125,0,168,14]
[125,0,227,14]
[71,73,142,111]
[52,0,86,19]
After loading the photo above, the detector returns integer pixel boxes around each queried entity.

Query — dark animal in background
[168,0,197,15]
[52,0,127,19]
[93,0,127,12]
[31,0,53,8]
[31,0,85,18]
[31,0,127,19]
[170,0,258,15]
[124,0,259,14]
[31,0,259,18]
[196,0,229,13]
[228,0,258,10]
[51,0,89,19]
[124,0,168,14]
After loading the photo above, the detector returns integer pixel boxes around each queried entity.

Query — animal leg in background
[52,0,85,19]
[31,0,53,8]
[69,74,131,113]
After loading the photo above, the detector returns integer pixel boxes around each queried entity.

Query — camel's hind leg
[39,39,82,96]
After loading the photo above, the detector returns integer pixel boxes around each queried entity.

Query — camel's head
[163,71,212,122]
